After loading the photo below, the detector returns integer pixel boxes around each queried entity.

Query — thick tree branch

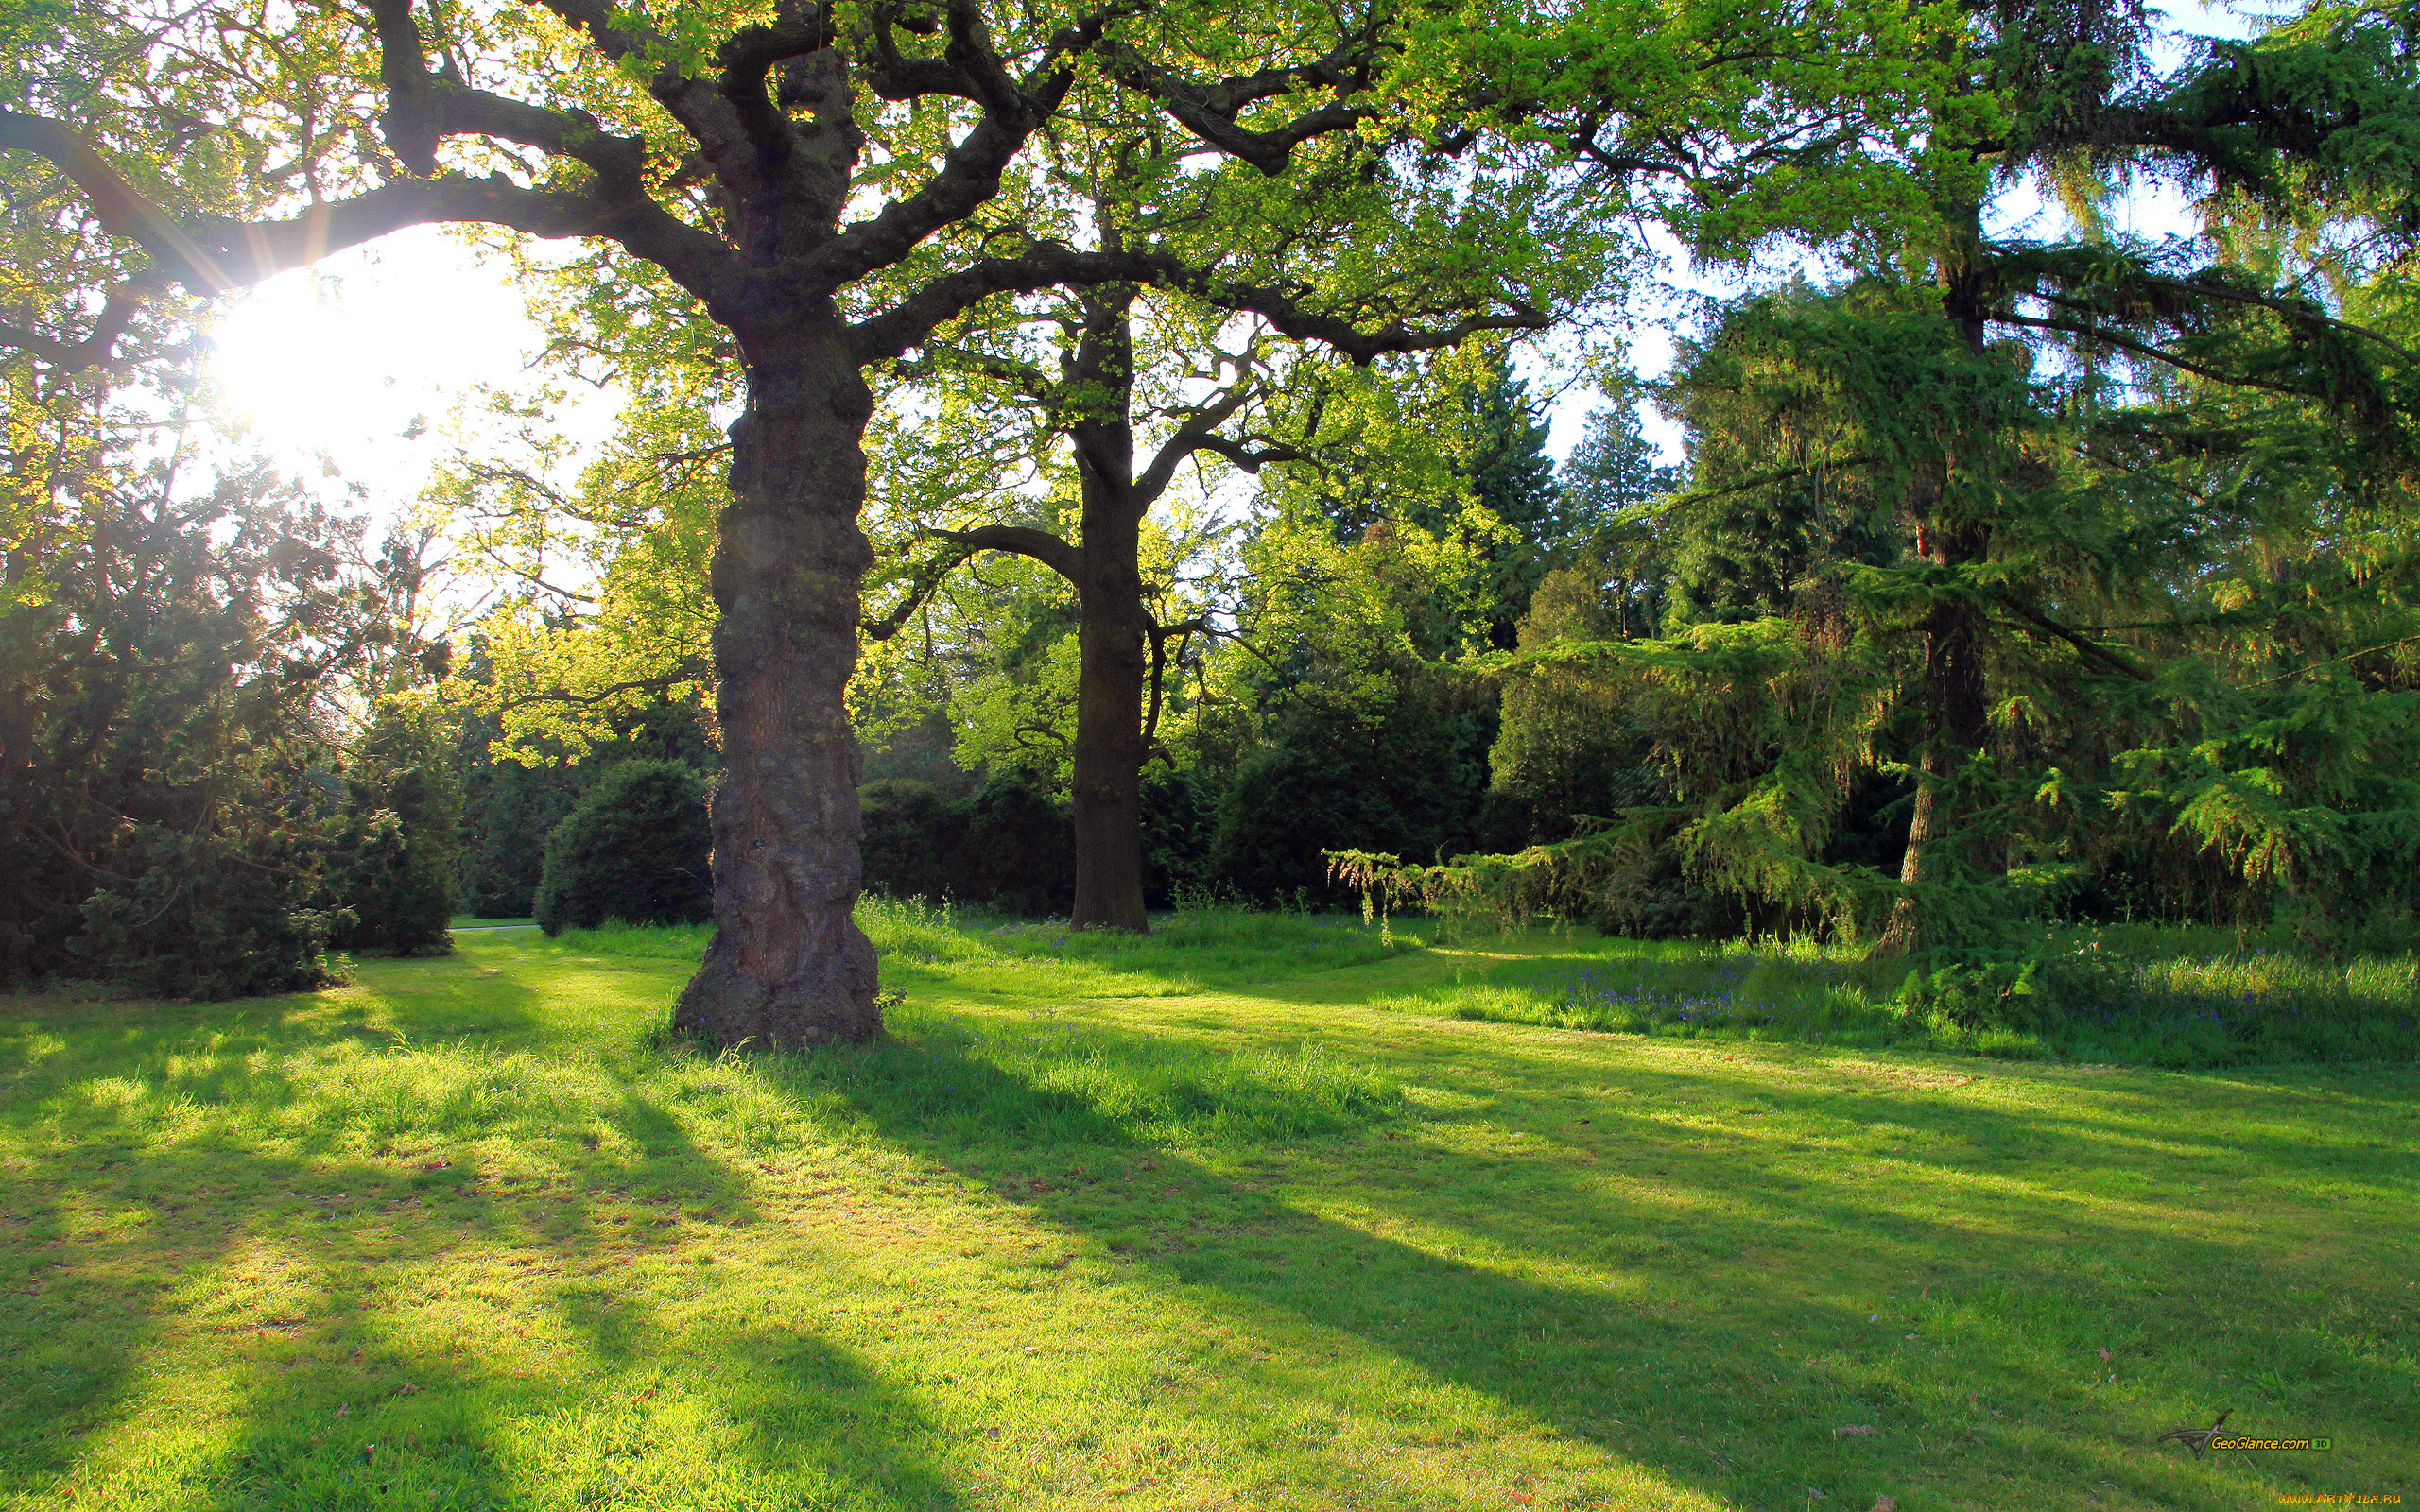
[861,523,1082,642]
[0,276,164,373]
[370,0,442,173]
[807,3,1142,290]
[1132,377,1258,504]
[0,109,730,302]
[530,0,767,179]
[1994,593,2154,682]
[928,523,1080,579]
[717,20,834,178]
[853,245,1546,364]
[1105,27,1382,174]
[1188,433,1307,472]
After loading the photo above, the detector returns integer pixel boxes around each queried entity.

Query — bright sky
[207,0,2262,513]
[206,224,620,527]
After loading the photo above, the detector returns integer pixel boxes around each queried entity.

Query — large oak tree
[1,0,1581,1043]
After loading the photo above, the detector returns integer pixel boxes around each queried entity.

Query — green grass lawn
[2,907,2413,1510]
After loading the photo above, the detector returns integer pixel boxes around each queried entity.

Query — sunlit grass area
[1,911,2413,1510]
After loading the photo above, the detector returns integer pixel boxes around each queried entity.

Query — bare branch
[1132,376,1258,504]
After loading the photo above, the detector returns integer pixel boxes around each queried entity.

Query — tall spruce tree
[1664,0,2420,952]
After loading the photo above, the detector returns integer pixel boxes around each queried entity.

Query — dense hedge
[534,761,714,935]
[860,776,1072,915]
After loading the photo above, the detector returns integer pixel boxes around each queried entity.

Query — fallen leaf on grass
[1871,1498,1898,1512]
[393,1383,419,1396]
[2098,1345,2112,1362]
[1834,1424,1877,1437]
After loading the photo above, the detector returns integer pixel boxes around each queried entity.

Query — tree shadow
[9,943,2409,1510]
[181,1298,964,1511]
[0,976,959,1510]
[812,1011,2414,1510]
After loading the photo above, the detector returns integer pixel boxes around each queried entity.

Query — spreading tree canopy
[4,0,1596,1042]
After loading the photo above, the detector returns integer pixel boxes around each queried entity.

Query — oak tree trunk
[674,328,884,1045]
[1067,487,1151,932]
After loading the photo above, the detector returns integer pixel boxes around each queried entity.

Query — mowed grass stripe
[0,910,2411,1510]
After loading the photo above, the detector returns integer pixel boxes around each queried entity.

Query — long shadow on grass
[0,981,951,1508]
[185,1300,964,1512]
[803,1014,2415,1512]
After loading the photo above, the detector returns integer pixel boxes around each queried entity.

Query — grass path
[1,923,2413,1511]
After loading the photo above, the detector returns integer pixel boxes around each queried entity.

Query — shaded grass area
[0,913,2413,1510]
[1367,925,2420,1068]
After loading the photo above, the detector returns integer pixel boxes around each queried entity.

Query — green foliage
[1559,403,1684,543]
[0,459,409,997]
[1890,958,2048,1034]
[1463,349,1564,646]
[331,698,462,954]
[1366,924,2417,1068]
[1208,673,1497,906]
[454,755,580,918]
[71,821,354,1001]
[1485,563,1667,848]
[859,775,1074,918]
[532,761,712,936]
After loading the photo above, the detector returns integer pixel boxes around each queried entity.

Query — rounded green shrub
[533,761,713,936]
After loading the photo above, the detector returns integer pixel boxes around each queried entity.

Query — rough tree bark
[1067,489,1155,932]
[674,328,883,1042]
[1062,284,1154,931]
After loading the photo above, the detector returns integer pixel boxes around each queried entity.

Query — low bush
[859,775,1072,915]
[533,761,713,936]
